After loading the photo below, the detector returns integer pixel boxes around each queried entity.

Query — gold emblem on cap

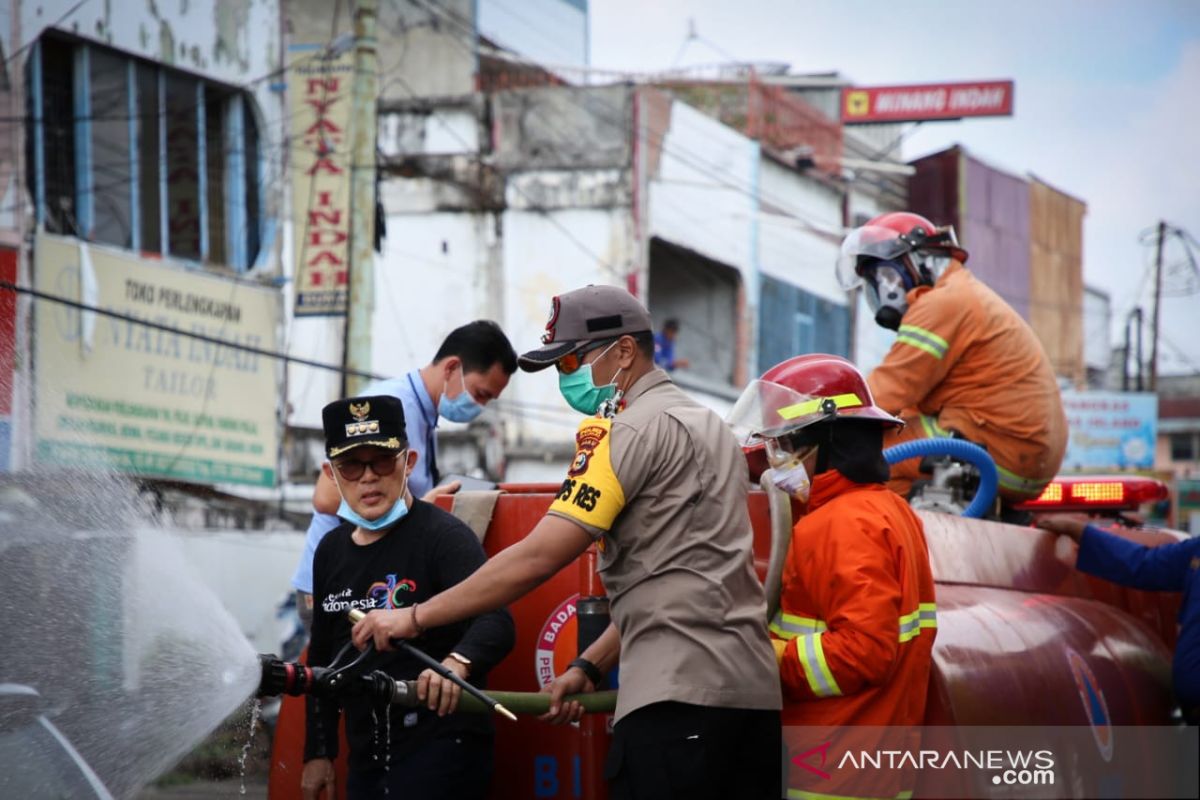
[349,401,370,421]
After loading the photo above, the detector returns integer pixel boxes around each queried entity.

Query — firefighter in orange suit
[731,355,936,799]
[837,211,1068,503]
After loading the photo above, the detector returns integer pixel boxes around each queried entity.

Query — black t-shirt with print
[303,498,515,770]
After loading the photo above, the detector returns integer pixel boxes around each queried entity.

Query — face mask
[559,341,623,416]
[332,456,411,531]
[439,365,483,423]
[766,444,817,502]
[864,261,911,331]
[337,495,409,531]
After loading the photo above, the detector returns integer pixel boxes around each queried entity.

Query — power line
[0,280,384,381]
[403,0,841,235]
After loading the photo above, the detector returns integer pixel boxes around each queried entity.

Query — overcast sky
[588,0,1200,376]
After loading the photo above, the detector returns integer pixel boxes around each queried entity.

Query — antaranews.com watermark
[783,725,1196,798]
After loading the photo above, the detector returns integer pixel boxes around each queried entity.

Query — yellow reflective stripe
[996,464,1050,496]
[896,334,944,359]
[917,414,952,439]
[898,604,938,642]
[897,324,948,360]
[787,790,914,800]
[770,610,828,640]
[778,393,863,421]
[797,632,842,698]
[899,323,948,350]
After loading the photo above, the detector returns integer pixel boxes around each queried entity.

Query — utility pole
[342,0,379,397]
[1149,220,1165,393]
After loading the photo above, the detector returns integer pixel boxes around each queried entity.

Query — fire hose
[256,654,616,714]
[256,609,617,717]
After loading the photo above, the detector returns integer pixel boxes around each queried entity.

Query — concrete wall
[493,85,631,171]
[757,159,843,297]
[647,98,758,278]
[500,206,635,457]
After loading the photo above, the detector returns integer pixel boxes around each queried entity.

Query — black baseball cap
[518,284,653,372]
[322,395,408,459]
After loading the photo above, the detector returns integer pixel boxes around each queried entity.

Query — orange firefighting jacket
[773,470,936,800]
[772,469,936,725]
[867,261,1068,498]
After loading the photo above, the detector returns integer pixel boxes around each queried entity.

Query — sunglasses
[555,339,617,375]
[334,451,405,481]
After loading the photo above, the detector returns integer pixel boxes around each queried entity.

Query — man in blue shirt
[1039,514,1200,724]
[291,320,517,627]
[653,318,690,372]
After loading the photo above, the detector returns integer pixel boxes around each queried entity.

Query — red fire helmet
[836,211,968,290]
[736,355,901,482]
[760,354,902,431]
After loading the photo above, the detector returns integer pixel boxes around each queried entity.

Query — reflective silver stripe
[996,464,1049,496]
[919,602,938,630]
[798,632,842,698]
[770,610,827,640]
[897,324,948,359]
[899,603,937,642]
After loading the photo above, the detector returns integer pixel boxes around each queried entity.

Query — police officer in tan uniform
[352,284,782,800]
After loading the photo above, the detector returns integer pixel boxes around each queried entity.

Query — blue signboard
[1060,391,1158,471]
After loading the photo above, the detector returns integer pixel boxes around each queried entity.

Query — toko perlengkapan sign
[1059,391,1158,472]
[33,234,281,487]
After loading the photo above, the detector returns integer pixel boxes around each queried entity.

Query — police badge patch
[567,424,608,477]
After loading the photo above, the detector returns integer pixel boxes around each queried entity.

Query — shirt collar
[619,367,671,408]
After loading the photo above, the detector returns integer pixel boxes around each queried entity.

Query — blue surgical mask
[559,341,622,416]
[332,458,411,531]
[439,365,484,423]
[337,495,409,530]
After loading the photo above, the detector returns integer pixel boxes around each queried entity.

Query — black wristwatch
[567,657,604,688]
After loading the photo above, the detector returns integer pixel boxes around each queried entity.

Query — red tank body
[269,486,1180,799]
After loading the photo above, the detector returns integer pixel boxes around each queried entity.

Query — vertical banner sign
[290,44,355,316]
[33,234,281,486]
[1060,391,1158,471]
[0,247,17,472]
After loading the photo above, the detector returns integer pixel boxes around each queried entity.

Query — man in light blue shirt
[291,320,517,626]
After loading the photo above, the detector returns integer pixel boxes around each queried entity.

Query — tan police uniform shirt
[547,368,782,721]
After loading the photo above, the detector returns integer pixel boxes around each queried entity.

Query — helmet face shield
[836,225,916,290]
[726,380,825,446]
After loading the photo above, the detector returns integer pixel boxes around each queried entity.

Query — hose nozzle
[257,654,327,698]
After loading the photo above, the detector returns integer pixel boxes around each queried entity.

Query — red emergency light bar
[1013,476,1168,513]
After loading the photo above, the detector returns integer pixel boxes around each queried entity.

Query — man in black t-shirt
[302,395,515,800]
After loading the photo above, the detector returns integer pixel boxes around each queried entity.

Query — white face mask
[766,442,818,502]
